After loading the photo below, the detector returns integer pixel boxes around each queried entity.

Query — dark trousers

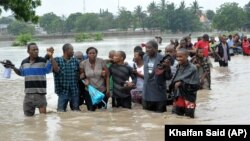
[70,81,86,110]
[172,96,195,118]
[112,97,132,109]
[78,80,86,106]
[219,60,228,67]
[85,90,108,111]
[57,93,79,112]
[142,100,167,113]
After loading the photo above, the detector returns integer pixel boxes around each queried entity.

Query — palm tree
[179,1,186,10]
[147,1,158,16]
[159,0,166,12]
[190,0,203,17]
[135,6,143,18]
[134,5,146,30]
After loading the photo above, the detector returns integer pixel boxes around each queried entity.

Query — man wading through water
[142,40,172,113]
[7,43,55,116]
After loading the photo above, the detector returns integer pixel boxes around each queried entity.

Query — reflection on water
[0,37,250,141]
[46,115,61,141]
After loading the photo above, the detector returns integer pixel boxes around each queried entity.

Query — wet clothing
[191,56,211,90]
[109,64,136,98]
[210,42,217,50]
[57,91,80,112]
[172,61,199,118]
[143,53,172,112]
[242,40,250,55]
[80,58,108,111]
[196,40,210,57]
[142,100,167,113]
[84,90,108,111]
[112,97,132,109]
[172,96,195,118]
[53,57,80,111]
[130,63,144,104]
[186,43,195,57]
[106,62,114,95]
[131,90,142,104]
[216,42,230,67]
[76,79,86,106]
[166,59,178,105]
[234,40,242,54]
[54,57,79,96]
[80,58,107,92]
[19,57,52,94]
[23,94,47,116]
[109,63,137,109]
[18,56,51,116]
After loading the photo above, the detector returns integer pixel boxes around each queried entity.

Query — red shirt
[242,40,249,49]
[196,40,209,57]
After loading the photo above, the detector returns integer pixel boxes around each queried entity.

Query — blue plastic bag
[82,80,106,107]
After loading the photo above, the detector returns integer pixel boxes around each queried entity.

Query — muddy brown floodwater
[0,37,249,141]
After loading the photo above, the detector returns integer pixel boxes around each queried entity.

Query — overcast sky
[0,0,249,17]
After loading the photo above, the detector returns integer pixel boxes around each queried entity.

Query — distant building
[34,25,47,35]
[0,24,8,35]
[199,14,208,23]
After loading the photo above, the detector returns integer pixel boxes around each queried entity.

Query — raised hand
[46,47,54,58]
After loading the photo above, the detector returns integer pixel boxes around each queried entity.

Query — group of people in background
[3,32,249,119]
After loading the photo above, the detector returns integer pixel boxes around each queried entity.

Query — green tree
[99,9,115,30]
[39,13,64,34]
[75,13,100,32]
[134,6,146,30]
[213,2,246,31]
[157,0,168,31]
[167,1,201,33]
[190,0,203,17]
[165,3,176,31]
[0,0,41,23]
[65,13,82,33]
[175,1,187,32]
[159,0,166,12]
[117,7,132,30]
[7,21,35,35]
[146,1,160,29]
[244,1,250,29]
[206,10,215,21]
[147,1,158,15]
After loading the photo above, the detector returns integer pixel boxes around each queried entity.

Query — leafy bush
[75,32,103,42]
[75,33,91,42]
[12,33,33,46]
[94,33,103,41]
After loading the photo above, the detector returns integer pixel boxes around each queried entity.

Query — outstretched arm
[11,65,21,76]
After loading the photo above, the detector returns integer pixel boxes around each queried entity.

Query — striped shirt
[19,57,52,94]
[53,57,79,96]
[109,64,137,98]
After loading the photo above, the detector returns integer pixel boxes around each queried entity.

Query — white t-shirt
[129,62,144,91]
[148,58,155,74]
[135,65,144,90]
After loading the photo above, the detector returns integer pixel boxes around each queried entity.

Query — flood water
[0,36,250,141]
